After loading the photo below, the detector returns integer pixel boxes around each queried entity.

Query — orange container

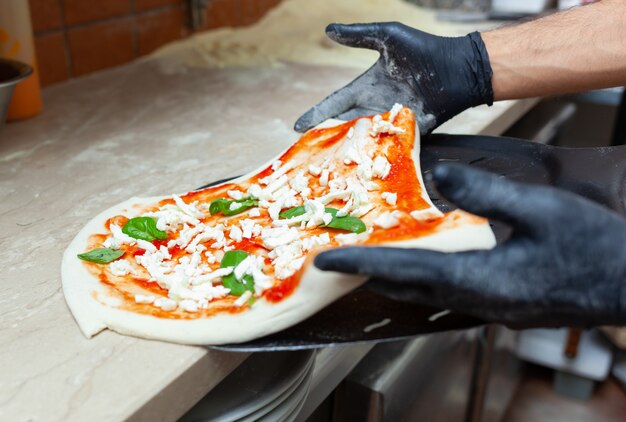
[0,0,43,121]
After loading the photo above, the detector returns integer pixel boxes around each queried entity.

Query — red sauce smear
[366,216,441,244]
[105,215,129,231]
[231,238,263,254]
[133,278,169,296]
[264,273,300,303]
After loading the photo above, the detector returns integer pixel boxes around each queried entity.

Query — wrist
[466,32,494,107]
[426,31,494,126]
[480,30,511,102]
[480,29,539,101]
[481,1,626,101]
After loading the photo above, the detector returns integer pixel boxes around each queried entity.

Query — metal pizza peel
[200,134,626,351]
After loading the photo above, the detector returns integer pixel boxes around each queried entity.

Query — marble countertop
[0,41,537,422]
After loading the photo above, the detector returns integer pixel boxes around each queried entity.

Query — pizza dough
[62,108,495,345]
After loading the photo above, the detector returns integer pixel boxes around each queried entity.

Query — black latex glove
[294,22,494,135]
[315,163,626,327]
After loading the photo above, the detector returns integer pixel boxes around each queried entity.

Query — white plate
[281,377,311,422]
[180,350,315,422]
[257,364,313,422]
[237,358,314,422]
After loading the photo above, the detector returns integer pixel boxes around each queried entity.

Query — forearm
[482,0,626,101]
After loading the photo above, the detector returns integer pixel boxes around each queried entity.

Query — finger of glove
[364,278,439,306]
[315,247,477,286]
[335,106,387,122]
[294,84,357,132]
[325,23,386,52]
[432,163,541,232]
[315,246,515,310]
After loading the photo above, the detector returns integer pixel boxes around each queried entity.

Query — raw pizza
[62,105,495,345]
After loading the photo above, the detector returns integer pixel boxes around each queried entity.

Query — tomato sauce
[366,216,440,243]
[105,215,129,230]
[264,273,300,303]
[183,182,238,204]
[231,238,264,253]
[317,125,353,149]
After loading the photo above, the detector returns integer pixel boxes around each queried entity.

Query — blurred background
[2,1,626,421]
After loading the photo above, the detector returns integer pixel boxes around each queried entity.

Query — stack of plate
[181,350,315,422]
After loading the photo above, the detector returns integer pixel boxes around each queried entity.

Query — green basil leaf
[279,206,366,234]
[122,217,167,241]
[220,249,249,268]
[223,199,258,216]
[209,198,230,215]
[326,214,367,234]
[223,274,254,296]
[78,248,124,264]
[220,250,255,296]
[280,206,337,219]
[210,197,258,217]
[279,206,306,219]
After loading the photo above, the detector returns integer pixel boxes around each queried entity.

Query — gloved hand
[315,163,626,327]
[294,22,494,135]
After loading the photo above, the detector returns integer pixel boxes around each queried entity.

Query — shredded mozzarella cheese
[410,208,444,221]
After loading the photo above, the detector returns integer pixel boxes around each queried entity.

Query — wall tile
[34,32,69,86]
[239,0,280,26]
[135,0,183,12]
[238,0,260,26]
[137,7,187,56]
[31,0,284,83]
[29,0,63,32]
[204,0,241,30]
[203,0,281,29]
[264,0,283,11]
[63,0,131,26]
[67,19,134,76]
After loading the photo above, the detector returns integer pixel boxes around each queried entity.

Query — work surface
[0,47,537,422]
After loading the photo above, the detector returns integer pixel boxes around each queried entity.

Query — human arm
[295,0,626,135]
[314,163,626,327]
[484,0,626,100]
